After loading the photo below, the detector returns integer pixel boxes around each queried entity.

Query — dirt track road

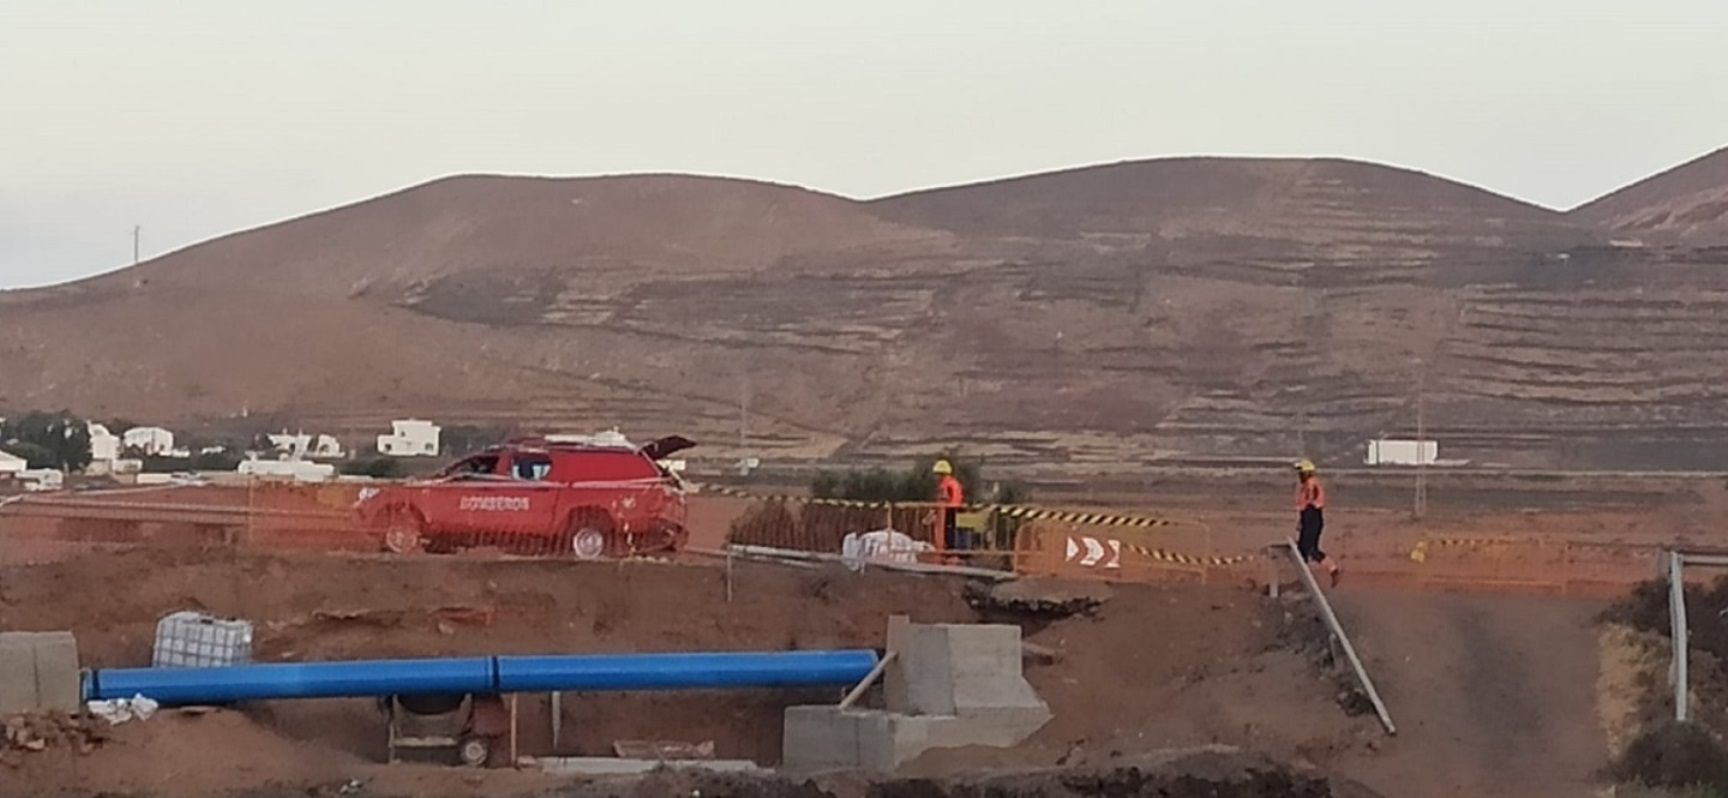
[1330,588,1608,797]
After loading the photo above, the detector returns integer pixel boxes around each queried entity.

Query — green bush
[340,456,405,479]
[809,457,1029,505]
[0,411,91,471]
[0,441,57,469]
[1616,721,1728,792]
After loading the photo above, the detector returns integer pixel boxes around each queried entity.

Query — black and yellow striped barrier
[1408,537,1524,562]
[1122,541,1252,567]
[704,483,1254,566]
[700,484,1182,529]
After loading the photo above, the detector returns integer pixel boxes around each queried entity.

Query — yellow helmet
[932,459,954,475]
[1293,459,1316,474]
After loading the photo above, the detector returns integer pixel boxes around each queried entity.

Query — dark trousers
[1297,506,1326,563]
[943,508,965,551]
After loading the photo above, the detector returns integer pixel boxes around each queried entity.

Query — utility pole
[738,372,749,455]
[1415,370,1428,518]
[132,225,141,265]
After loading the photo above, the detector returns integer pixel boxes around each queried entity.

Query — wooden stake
[551,691,562,751]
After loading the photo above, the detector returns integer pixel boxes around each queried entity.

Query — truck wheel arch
[381,504,428,554]
[562,506,616,560]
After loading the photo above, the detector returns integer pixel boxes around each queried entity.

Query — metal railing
[1271,539,1396,735]
[1660,548,1728,723]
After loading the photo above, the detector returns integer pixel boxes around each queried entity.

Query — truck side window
[513,456,553,481]
[442,455,500,477]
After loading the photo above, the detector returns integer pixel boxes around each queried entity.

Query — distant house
[123,426,178,457]
[309,434,344,459]
[377,419,441,457]
[266,432,345,460]
[18,469,65,492]
[1365,438,1438,466]
[87,423,121,464]
[0,449,26,476]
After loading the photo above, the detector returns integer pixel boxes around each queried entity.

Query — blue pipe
[84,650,876,705]
[496,651,879,693]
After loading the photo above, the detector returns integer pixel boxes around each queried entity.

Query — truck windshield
[444,455,500,477]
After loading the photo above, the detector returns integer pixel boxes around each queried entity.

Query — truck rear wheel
[562,509,614,560]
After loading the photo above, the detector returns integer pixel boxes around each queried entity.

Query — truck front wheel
[382,506,426,554]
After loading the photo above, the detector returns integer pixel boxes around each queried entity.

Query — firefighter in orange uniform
[1294,459,1340,587]
[933,459,966,552]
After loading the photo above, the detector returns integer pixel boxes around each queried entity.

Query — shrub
[340,456,405,479]
[1615,721,1728,791]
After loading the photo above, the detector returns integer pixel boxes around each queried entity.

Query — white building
[265,432,345,460]
[18,469,65,492]
[123,426,178,457]
[0,449,26,476]
[377,419,440,457]
[309,434,344,459]
[238,458,336,482]
[87,423,121,464]
[1365,438,1438,466]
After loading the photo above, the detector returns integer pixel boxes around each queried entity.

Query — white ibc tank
[152,612,253,668]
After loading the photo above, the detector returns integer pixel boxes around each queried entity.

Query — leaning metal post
[1669,550,1690,722]
[1281,539,1397,735]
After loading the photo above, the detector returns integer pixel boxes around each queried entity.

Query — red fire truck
[355,436,694,559]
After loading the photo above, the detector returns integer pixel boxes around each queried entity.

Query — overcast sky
[2,1,1725,289]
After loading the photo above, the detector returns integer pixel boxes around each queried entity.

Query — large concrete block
[788,620,1051,774]
[783,705,863,772]
[944,624,1044,714]
[0,640,36,714]
[0,631,81,714]
[899,625,958,715]
[30,632,81,712]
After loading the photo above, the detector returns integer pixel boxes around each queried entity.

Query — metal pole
[837,650,897,711]
[1415,370,1428,518]
[1282,540,1397,735]
[1670,551,1690,722]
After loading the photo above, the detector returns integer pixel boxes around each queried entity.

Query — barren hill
[48,174,944,298]
[1571,146,1728,244]
[5,155,1728,470]
[874,157,1583,248]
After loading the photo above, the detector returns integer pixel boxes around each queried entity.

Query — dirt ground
[7,471,1718,796]
[1328,589,1610,797]
[0,546,1384,796]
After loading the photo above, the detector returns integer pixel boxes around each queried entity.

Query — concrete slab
[784,705,864,772]
[30,632,81,712]
[0,631,80,714]
[0,639,36,714]
[526,757,760,775]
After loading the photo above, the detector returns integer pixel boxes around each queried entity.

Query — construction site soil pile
[0,547,1370,796]
[875,748,1377,798]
